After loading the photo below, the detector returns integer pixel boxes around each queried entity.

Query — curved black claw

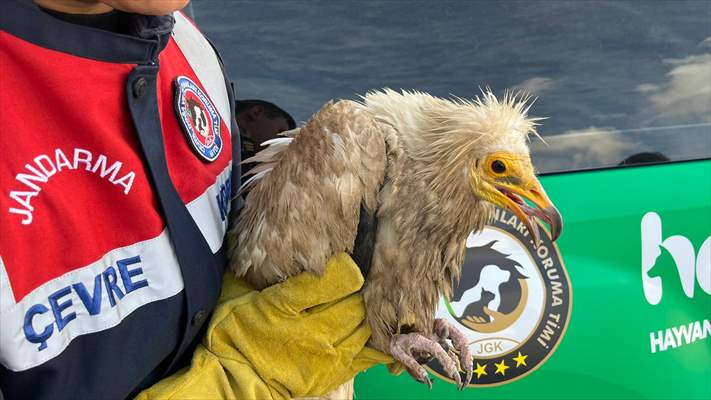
[417,375,433,390]
[389,332,462,389]
[434,318,473,390]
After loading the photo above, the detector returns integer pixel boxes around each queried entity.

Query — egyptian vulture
[229,89,562,390]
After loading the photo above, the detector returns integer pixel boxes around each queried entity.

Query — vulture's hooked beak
[495,179,562,245]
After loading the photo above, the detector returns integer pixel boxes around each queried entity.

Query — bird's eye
[491,160,507,174]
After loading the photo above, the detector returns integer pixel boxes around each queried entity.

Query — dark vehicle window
[192,0,711,173]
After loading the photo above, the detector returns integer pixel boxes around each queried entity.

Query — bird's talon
[464,363,473,388]
[447,348,461,372]
[433,318,473,389]
[390,332,458,389]
[413,370,433,389]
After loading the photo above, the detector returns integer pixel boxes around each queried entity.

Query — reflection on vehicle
[193,0,710,174]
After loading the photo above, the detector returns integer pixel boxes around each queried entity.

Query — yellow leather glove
[136,253,392,400]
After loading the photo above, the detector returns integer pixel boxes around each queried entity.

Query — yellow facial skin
[470,151,562,245]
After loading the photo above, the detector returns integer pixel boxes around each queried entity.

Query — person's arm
[136,253,392,400]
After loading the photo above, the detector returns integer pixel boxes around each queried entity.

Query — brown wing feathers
[228,100,387,289]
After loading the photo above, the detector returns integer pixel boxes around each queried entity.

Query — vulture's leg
[428,333,460,378]
[433,318,473,389]
[389,333,462,389]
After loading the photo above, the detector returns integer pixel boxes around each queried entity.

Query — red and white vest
[0,3,237,398]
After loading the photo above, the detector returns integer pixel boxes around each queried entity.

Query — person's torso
[0,3,236,398]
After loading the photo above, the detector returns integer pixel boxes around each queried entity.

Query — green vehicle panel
[355,159,711,399]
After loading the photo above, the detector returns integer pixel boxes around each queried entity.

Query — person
[237,99,296,153]
[0,1,388,399]
[236,99,296,173]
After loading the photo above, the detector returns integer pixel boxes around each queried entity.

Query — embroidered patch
[174,76,223,162]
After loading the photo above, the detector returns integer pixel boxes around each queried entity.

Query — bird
[228,88,562,391]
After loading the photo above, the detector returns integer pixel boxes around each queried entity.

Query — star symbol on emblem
[494,359,509,376]
[473,362,487,379]
[513,351,528,367]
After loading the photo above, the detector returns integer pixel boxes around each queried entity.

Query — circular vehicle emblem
[174,76,223,162]
[427,206,572,386]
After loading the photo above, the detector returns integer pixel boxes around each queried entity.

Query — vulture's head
[362,89,562,244]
